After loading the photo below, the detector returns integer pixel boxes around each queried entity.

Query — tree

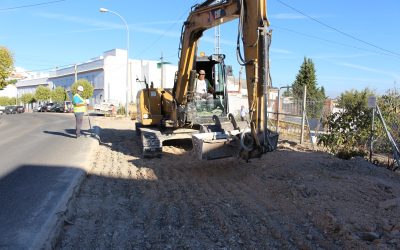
[71,79,94,99]
[292,57,326,118]
[20,93,35,104]
[35,85,51,102]
[336,88,374,110]
[0,46,14,90]
[51,86,67,102]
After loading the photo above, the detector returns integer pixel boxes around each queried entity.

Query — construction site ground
[56,116,400,249]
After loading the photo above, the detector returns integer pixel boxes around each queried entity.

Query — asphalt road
[0,112,97,249]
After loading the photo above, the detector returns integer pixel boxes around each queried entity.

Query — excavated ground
[57,117,400,249]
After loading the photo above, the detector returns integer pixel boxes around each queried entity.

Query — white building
[0,84,17,98]
[17,77,51,97]
[16,49,178,106]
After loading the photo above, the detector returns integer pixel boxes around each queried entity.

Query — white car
[93,102,115,115]
[0,106,5,115]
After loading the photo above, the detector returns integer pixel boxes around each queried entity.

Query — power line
[272,25,398,59]
[136,0,199,58]
[275,0,400,59]
[0,0,66,11]
[16,63,73,73]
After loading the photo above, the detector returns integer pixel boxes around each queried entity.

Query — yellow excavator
[136,0,278,160]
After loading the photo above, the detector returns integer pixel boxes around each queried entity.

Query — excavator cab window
[193,54,227,117]
[195,54,226,96]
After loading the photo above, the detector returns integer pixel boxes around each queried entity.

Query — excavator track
[138,128,163,158]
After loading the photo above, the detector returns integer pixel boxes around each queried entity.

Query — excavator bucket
[192,132,239,160]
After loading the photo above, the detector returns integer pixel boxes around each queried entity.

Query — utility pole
[160,52,164,89]
[214,26,220,55]
[214,0,221,91]
[214,0,221,55]
[74,64,78,83]
[300,85,307,144]
[238,66,243,93]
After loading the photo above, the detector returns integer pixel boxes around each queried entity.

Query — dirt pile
[57,117,400,249]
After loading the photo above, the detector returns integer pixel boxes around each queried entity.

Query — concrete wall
[104,50,127,105]
[162,64,178,89]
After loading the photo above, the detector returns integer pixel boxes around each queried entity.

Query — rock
[145,242,152,249]
[271,229,282,239]
[383,223,394,232]
[359,232,380,242]
[378,198,400,209]
[388,238,400,245]
[389,231,400,239]
[393,223,400,232]
[345,233,360,241]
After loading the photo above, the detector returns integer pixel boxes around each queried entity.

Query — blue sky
[1,0,399,98]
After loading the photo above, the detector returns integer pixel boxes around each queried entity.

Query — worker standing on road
[73,85,87,138]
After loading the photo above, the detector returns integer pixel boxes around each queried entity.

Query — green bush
[318,89,372,159]
[319,88,399,160]
[117,105,126,115]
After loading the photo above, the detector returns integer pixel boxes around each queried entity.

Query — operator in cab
[195,69,214,99]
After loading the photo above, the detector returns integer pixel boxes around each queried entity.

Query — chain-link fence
[265,88,399,169]
[267,92,327,144]
[369,109,399,170]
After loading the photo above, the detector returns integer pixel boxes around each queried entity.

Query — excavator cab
[187,54,229,125]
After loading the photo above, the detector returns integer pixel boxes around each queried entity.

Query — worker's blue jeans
[74,112,84,137]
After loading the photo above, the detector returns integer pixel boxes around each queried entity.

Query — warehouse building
[16,49,178,106]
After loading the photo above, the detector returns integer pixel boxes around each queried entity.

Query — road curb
[34,126,102,250]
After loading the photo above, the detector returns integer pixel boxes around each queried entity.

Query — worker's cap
[199,70,206,75]
[77,86,84,91]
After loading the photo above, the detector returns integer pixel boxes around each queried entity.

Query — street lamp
[100,7,130,117]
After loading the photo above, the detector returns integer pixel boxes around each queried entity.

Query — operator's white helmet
[77,85,84,91]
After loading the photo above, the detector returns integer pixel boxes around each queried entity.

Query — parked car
[64,101,72,113]
[5,106,18,114]
[0,106,5,115]
[49,103,64,113]
[33,105,42,112]
[36,102,53,112]
[44,103,54,112]
[16,106,25,113]
[93,101,115,115]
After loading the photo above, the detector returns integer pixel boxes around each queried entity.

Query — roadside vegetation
[0,96,16,106]
[318,88,400,163]
[0,46,14,90]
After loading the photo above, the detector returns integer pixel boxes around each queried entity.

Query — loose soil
[57,117,400,249]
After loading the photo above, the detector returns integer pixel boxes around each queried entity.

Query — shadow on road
[0,164,84,250]
[43,129,92,139]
